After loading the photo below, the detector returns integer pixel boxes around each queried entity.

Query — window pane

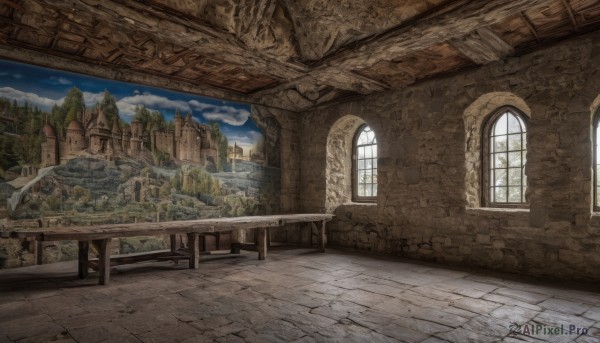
[494,135,507,153]
[508,187,521,202]
[365,146,373,158]
[358,159,365,169]
[495,169,507,186]
[365,159,372,169]
[508,134,522,151]
[372,170,377,183]
[494,187,507,202]
[362,170,372,183]
[373,159,378,168]
[373,146,378,158]
[367,131,374,143]
[358,131,368,145]
[508,152,522,168]
[373,184,378,196]
[358,147,365,159]
[494,113,508,136]
[365,185,372,196]
[494,153,507,168]
[508,168,521,186]
[508,114,522,134]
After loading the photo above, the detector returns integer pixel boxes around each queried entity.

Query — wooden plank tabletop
[0,214,335,241]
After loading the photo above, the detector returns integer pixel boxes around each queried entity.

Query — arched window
[483,107,527,206]
[353,125,377,201]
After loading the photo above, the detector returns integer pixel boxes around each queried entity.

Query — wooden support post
[94,238,111,285]
[187,233,200,269]
[257,227,267,260]
[78,241,89,279]
[170,234,178,252]
[35,240,43,265]
[266,228,271,248]
[318,220,326,253]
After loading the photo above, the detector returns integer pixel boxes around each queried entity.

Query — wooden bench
[0,214,334,285]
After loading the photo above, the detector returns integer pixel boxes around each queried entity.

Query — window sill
[466,207,530,215]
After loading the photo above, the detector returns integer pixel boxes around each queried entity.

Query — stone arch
[325,115,369,212]
[591,94,600,118]
[463,92,531,207]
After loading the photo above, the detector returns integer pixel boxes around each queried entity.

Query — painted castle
[41,108,218,167]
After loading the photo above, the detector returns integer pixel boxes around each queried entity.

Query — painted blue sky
[0,59,262,152]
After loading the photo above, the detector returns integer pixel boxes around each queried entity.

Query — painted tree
[61,87,85,137]
[100,90,119,127]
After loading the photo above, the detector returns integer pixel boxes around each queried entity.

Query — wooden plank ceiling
[0,0,599,111]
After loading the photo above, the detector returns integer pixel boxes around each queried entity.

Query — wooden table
[0,214,334,285]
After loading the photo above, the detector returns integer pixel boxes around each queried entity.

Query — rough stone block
[476,234,491,245]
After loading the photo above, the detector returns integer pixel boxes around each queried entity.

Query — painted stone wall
[299,33,600,281]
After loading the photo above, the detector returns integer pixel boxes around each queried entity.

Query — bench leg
[187,233,200,269]
[78,241,89,279]
[257,227,267,260]
[318,220,326,253]
[35,240,44,265]
[94,238,111,285]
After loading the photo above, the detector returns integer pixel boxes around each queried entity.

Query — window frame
[352,124,377,203]
[481,106,529,208]
[594,112,600,211]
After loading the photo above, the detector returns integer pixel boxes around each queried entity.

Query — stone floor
[1,248,600,343]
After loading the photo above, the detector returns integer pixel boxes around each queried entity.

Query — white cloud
[0,87,63,109]
[50,76,71,85]
[116,94,191,118]
[82,91,104,107]
[190,101,250,126]
[0,72,23,79]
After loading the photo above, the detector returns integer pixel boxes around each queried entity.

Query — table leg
[257,227,267,260]
[94,238,111,285]
[318,220,326,253]
[170,234,178,252]
[35,240,43,265]
[187,233,200,269]
[230,230,241,254]
[78,241,89,279]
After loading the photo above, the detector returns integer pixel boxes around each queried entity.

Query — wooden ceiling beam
[318,0,555,71]
[30,0,306,81]
[521,12,541,42]
[561,0,579,31]
[450,27,515,65]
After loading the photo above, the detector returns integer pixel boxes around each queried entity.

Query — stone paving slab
[1,248,600,342]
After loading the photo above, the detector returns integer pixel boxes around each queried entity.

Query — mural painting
[0,60,280,267]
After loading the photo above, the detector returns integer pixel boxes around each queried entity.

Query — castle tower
[122,126,131,154]
[66,120,85,155]
[41,124,58,167]
[111,120,123,153]
[89,108,112,154]
[174,111,183,159]
[130,120,143,156]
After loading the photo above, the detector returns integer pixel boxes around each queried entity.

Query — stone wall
[298,33,600,281]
